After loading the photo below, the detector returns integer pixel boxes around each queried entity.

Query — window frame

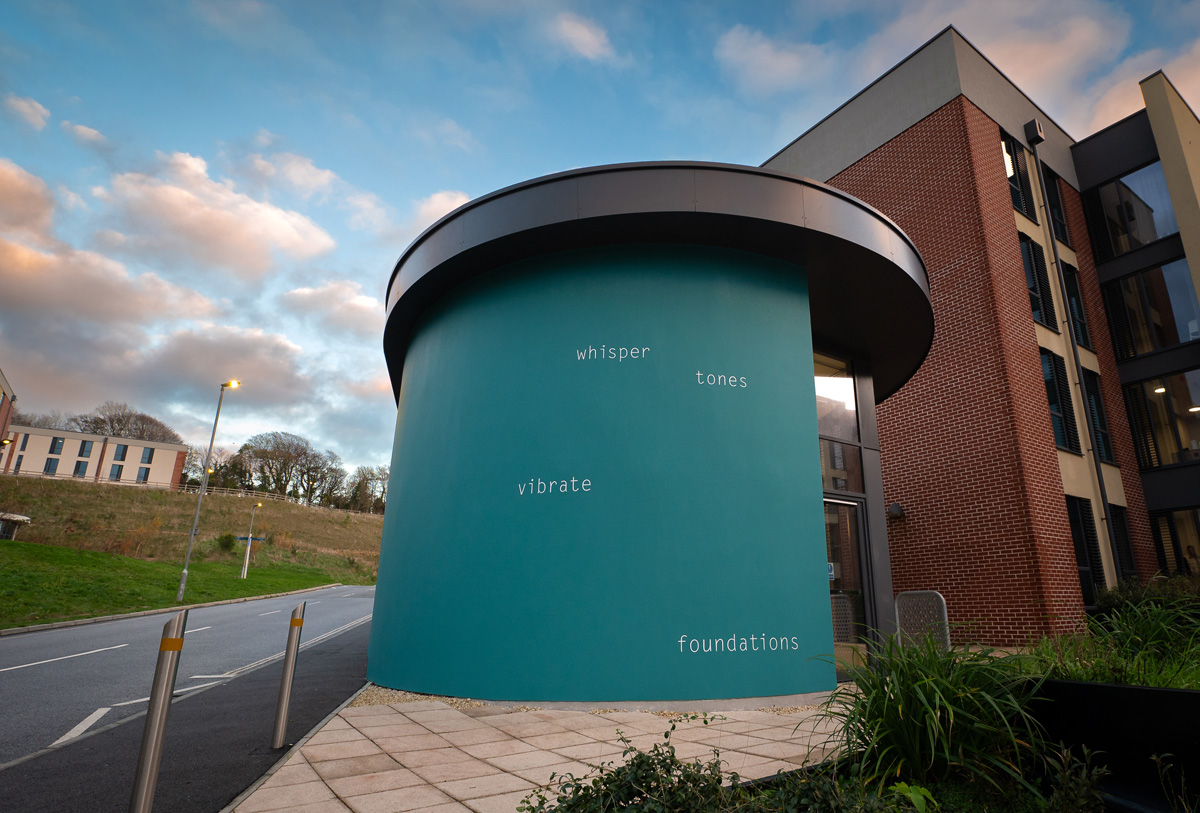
[1043,165,1071,247]
[141,447,154,465]
[1003,132,1037,222]
[109,464,123,481]
[1041,348,1081,453]
[136,466,151,484]
[73,460,88,478]
[113,444,128,462]
[1062,263,1091,349]
[1081,369,1114,464]
[49,437,64,455]
[79,440,93,458]
[1021,234,1058,329]
[43,458,59,475]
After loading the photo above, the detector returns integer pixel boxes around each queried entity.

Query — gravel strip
[348,684,487,710]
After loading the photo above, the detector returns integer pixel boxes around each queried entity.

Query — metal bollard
[271,602,305,748]
[130,609,188,813]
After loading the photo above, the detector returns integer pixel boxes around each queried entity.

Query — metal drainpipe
[1024,119,1123,582]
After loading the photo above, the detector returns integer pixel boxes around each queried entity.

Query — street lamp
[241,502,263,579]
[177,379,240,603]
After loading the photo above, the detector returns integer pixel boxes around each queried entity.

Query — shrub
[215,532,237,553]
[821,634,1046,792]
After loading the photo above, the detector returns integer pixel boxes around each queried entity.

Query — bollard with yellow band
[271,602,305,749]
[130,609,188,813]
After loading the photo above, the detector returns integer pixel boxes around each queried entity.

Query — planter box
[1033,679,1200,811]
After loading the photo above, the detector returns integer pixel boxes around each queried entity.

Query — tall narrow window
[1066,496,1106,606]
[109,464,123,481]
[113,444,128,462]
[79,440,93,458]
[1042,349,1081,452]
[73,461,88,478]
[49,437,64,455]
[1003,132,1037,221]
[1081,370,1114,463]
[1108,504,1138,579]
[136,467,150,483]
[19,434,28,451]
[1021,234,1057,328]
[141,447,154,465]
[44,458,59,475]
[1062,264,1091,348]
[14,455,22,473]
[1043,166,1071,246]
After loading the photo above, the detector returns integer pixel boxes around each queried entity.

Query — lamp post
[241,502,262,579]
[177,380,239,603]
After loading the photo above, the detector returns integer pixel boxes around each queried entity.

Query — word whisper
[576,345,649,361]
[677,634,802,653]
[518,477,592,495]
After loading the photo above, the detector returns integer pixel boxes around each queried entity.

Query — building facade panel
[0,425,186,490]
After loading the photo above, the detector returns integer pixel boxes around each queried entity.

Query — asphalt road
[0,584,374,768]
[0,612,372,812]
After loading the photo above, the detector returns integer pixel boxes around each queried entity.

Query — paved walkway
[233,699,839,813]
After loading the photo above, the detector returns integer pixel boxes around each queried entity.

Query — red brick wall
[170,450,187,492]
[1056,178,1158,579]
[828,96,1086,645]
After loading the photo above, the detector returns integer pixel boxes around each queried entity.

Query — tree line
[14,402,387,513]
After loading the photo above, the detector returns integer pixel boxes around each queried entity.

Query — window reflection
[820,439,864,493]
[1107,259,1200,358]
[1128,368,1200,467]
[814,352,858,441]
[1096,161,1178,256]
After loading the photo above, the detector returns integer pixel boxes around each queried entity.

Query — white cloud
[4,94,50,130]
[715,26,835,97]
[61,120,107,144]
[57,184,89,211]
[272,152,338,199]
[282,280,385,338]
[253,127,278,147]
[0,158,55,243]
[99,151,335,278]
[345,192,390,232]
[416,118,480,153]
[415,190,470,230]
[549,12,616,62]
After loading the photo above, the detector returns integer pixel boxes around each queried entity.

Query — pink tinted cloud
[4,94,50,130]
[0,158,55,243]
[281,280,385,338]
[100,151,335,278]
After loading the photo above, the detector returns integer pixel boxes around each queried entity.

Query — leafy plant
[889,782,937,813]
[1042,746,1108,813]
[1154,754,1199,813]
[215,532,237,553]
[821,633,1046,792]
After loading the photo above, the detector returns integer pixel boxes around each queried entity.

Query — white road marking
[189,613,373,679]
[258,610,281,616]
[0,644,129,673]
[50,707,110,746]
[340,593,353,597]
[308,601,321,605]
[174,681,220,694]
[184,626,211,634]
[113,696,150,707]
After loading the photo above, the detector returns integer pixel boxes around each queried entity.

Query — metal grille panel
[895,590,949,649]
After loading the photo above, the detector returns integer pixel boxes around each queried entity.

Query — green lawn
[0,539,351,629]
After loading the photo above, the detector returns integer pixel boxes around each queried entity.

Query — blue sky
[2,0,1198,470]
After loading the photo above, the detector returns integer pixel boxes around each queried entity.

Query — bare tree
[70,401,184,443]
[11,408,73,429]
[242,431,313,495]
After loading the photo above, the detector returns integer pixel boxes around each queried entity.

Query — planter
[1032,679,1200,811]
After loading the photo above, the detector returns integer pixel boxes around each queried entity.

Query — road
[0,584,374,768]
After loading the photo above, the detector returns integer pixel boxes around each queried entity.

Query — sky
[2,0,1199,471]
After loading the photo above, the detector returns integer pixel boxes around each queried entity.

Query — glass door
[824,498,868,679]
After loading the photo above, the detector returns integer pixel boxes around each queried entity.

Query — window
[1062,264,1091,348]
[78,440,93,458]
[141,447,154,465]
[1081,370,1114,463]
[1102,259,1200,359]
[1041,349,1081,452]
[1084,161,1179,261]
[109,464,123,481]
[1003,132,1036,221]
[820,439,864,493]
[1020,234,1057,328]
[113,444,128,462]
[1066,496,1105,607]
[1043,166,1071,246]
[14,455,22,473]
[136,466,150,483]
[73,461,88,478]
[1108,505,1138,579]
[49,437,64,455]
[43,458,59,475]
[19,434,28,451]
[1151,508,1200,577]
[814,352,858,441]
[1125,367,1200,468]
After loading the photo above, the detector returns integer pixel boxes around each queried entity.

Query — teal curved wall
[369,245,834,700]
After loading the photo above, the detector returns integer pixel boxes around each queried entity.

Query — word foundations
[678,634,802,653]
[518,477,592,495]
[576,345,650,361]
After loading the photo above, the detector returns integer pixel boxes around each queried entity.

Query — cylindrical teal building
[373,162,932,702]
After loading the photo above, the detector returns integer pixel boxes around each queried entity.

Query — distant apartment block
[1,425,187,490]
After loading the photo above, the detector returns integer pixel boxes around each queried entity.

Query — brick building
[766,27,1200,645]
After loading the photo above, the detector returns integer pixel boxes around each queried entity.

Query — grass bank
[0,539,350,628]
[0,476,382,629]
